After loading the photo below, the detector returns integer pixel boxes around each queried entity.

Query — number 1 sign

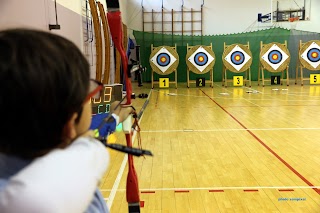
[159,78,169,88]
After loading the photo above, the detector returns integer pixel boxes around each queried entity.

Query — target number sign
[301,42,320,69]
[271,76,281,85]
[233,76,243,86]
[196,78,205,87]
[310,74,320,84]
[159,78,169,88]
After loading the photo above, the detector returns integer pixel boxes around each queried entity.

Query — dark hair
[0,28,90,158]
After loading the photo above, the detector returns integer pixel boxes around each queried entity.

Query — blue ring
[268,50,282,64]
[156,53,171,67]
[194,52,208,66]
[231,51,245,65]
[307,48,320,62]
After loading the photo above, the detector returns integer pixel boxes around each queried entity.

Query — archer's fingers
[118,106,135,123]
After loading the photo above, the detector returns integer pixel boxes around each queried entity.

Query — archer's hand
[110,99,134,123]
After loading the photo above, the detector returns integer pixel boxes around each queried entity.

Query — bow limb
[107,11,132,105]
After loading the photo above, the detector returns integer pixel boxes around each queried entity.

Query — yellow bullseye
[161,57,167,63]
[235,55,241,61]
[272,54,278,60]
[311,52,318,58]
[199,56,204,62]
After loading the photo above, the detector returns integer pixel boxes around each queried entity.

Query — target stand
[150,44,179,89]
[186,43,215,88]
[295,40,320,86]
[222,42,252,87]
[258,41,290,86]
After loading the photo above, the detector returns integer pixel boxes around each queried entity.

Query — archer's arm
[0,137,109,213]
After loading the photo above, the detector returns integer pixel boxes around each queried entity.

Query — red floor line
[279,189,294,192]
[200,89,320,195]
[140,201,145,208]
[175,190,190,193]
[141,191,156,194]
[225,105,319,108]
[209,190,224,192]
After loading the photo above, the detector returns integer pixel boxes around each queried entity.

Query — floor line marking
[200,89,320,195]
[141,127,320,133]
[153,87,320,101]
[209,190,224,192]
[279,189,295,192]
[100,185,320,192]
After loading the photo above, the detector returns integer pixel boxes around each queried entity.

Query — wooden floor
[99,81,320,213]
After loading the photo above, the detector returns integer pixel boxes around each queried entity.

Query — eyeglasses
[85,79,103,102]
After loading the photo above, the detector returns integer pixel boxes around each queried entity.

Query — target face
[188,46,214,72]
[225,45,251,71]
[308,49,320,62]
[150,47,177,73]
[157,53,171,66]
[231,51,245,65]
[261,44,289,71]
[301,42,320,69]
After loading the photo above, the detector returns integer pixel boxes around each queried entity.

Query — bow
[106,1,140,212]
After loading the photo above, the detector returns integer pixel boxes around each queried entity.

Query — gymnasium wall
[1,0,319,83]
[128,0,320,83]
[0,0,83,49]
[126,0,320,35]
[134,28,320,82]
[1,0,319,47]
[0,0,128,82]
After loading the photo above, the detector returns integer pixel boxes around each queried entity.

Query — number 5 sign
[159,78,169,88]
[310,74,320,84]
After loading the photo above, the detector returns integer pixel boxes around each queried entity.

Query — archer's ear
[62,113,78,142]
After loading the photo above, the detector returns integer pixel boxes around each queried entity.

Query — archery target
[156,52,171,67]
[224,45,251,72]
[261,44,289,71]
[301,41,320,69]
[187,46,215,73]
[150,47,177,73]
